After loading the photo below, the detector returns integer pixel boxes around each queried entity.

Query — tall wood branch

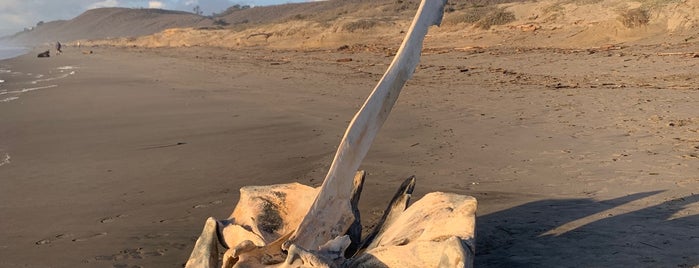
[286,0,447,250]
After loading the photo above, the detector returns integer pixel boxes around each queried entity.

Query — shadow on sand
[475,191,699,267]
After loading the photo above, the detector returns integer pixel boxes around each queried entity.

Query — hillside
[4,0,699,49]
[85,0,699,50]
[2,8,213,46]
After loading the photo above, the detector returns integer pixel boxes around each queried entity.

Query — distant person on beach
[56,41,62,54]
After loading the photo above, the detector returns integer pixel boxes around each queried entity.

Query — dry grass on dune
[7,0,699,50]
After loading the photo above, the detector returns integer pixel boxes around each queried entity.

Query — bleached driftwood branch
[287,0,448,251]
[185,0,477,267]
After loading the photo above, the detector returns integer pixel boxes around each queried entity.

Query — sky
[0,0,317,37]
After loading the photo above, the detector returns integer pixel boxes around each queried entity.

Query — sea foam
[0,63,76,104]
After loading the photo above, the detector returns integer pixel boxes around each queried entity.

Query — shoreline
[0,46,30,61]
[0,44,698,267]
[0,47,78,104]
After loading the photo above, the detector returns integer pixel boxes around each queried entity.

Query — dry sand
[0,40,698,267]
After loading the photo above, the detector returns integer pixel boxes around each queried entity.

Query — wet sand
[0,43,698,267]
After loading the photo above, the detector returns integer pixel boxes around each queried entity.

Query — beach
[0,44,698,267]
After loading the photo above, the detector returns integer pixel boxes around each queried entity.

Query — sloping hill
[4,0,698,49]
[78,0,699,50]
[3,7,213,46]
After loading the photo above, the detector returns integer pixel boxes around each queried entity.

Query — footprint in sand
[156,216,191,224]
[94,244,177,265]
[72,232,107,242]
[127,232,173,241]
[144,233,170,239]
[681,153,698,159]
[192,200,223,209]
[100,214,126,223]
[143,249,166,257]
[112,264,142,268]
[96,248,146,262]
[169,242,188,250]
[35,233,74,245]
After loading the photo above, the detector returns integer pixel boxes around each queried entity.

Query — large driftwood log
[287,0,448,251]
[185,0,477,267]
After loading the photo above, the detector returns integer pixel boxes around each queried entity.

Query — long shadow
[476,191,699,267]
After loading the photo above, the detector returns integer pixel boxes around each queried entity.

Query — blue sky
[0,0,318,37]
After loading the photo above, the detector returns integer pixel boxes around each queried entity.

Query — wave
[0,65,75,103]
[0,84,58,95]
[31,72,74,84]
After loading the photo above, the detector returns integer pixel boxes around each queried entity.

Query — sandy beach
[0,42,698,267]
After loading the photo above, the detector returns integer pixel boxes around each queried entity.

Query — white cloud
[0,1,22,10]
[148,1,164,8]
[87,0,119,9]
[170,0,232,16]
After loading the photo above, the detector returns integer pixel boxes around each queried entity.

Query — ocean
[0,46,29,60]
[1,45,76,104]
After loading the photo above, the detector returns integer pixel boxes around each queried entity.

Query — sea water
[0,46,28,60]
[0,45,76,104]
[0,46,26,92]
[0,46,28,88]
[0,46,26,167]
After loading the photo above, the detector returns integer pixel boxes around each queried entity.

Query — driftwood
[247,33,273,40]
[185,0,476,267]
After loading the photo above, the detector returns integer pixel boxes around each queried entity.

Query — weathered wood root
[353,176,415,257]
[185,177,477,268]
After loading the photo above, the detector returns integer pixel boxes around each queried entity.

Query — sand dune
[2,8,214,46]
[5,0,699,49]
